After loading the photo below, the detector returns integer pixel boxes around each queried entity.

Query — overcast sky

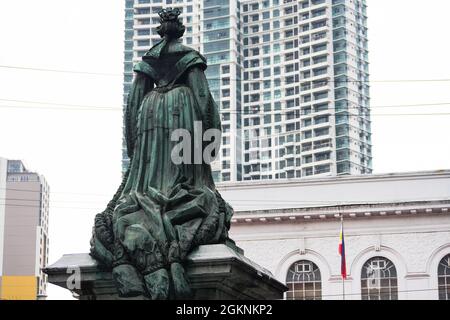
[0,0,450,299]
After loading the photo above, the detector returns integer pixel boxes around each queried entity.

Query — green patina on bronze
[90,8,234,300]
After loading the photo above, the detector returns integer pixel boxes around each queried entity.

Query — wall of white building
[230,214,450,300]
[218,170,450,211]
[219,171,450,300]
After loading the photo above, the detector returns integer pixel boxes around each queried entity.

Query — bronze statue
[90,8,234,300]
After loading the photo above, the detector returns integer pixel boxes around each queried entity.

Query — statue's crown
[158,8,181,22]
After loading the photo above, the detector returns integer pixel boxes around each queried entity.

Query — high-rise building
[0,158,50,300]
[122,0,244,182]
[122,0,372,182]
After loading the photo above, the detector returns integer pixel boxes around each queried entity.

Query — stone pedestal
[44,244,287,300]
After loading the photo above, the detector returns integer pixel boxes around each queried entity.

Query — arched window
[361,257,398,300]
[438,254,450,300]
[286,260,322,300]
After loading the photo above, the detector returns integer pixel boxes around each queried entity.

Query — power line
[2,187,450,204]
[0,65,121,77]
[0,203,103,210]
[0,104,119,112]
[0,98,121,110]
[1,186,449,203]
[2,194,448,204]
[2,98,450,110]
[206,78,450,83]
[201,78,450,83]
[1,197,109,205]
[2,104,450,117]
[0,195,448,208]
[0,187,113,197]
[3,196,448,205]
[2,63,450,83]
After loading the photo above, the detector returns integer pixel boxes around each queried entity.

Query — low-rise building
[218,170,450,300]
[0,158,50,300]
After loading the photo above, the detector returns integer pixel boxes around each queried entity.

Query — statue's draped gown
[91,38,233,299]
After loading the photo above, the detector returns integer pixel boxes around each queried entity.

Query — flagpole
[341,211,345,301]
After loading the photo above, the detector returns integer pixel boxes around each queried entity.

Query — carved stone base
[44,244,287,300]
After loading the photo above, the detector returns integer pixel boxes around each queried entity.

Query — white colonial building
[217,170,450,300]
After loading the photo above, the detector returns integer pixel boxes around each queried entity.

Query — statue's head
[156,8,185,40]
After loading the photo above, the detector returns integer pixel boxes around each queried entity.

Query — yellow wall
[0,276,37,300]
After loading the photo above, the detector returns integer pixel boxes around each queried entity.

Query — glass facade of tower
[122,0,372,181]
[331,0,372,175]
[123,0,135,172]
[241,0,371,180]
[242,0,302,180]
[202,0,243,182]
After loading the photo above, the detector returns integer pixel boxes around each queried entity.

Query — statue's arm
[125,65,154,158]
[186,66,221,132]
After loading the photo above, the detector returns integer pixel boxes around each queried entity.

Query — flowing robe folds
[90,39,234,299]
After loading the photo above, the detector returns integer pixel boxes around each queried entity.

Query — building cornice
[231,200,450,224]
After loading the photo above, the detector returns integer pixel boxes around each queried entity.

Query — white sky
[0,0,449,299]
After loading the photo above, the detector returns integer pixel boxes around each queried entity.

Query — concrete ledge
[44,244,287,300]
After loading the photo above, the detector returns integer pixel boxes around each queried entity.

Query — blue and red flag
[338,218,347,279]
